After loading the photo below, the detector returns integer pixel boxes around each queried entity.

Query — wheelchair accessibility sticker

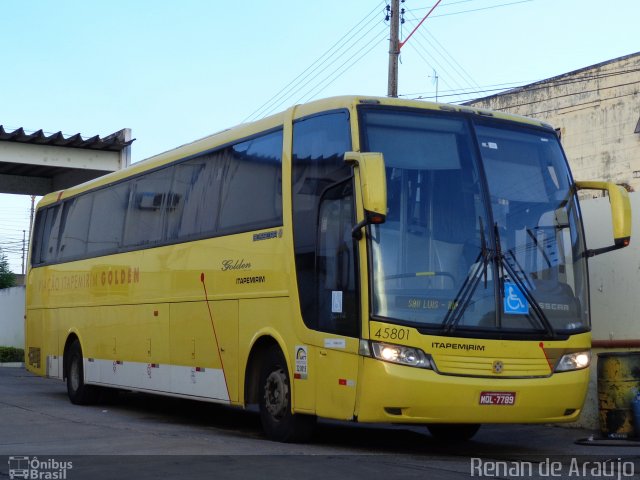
[503,282,528,315]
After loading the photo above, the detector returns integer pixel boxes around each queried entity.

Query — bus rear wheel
[258,346,315,442]
[427,423,480,442]
[66,339,98,405]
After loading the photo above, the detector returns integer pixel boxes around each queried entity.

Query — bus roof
[37,95,553,208]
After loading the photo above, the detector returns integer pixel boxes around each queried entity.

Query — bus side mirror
[344,151,387,239]
[576,180,632,257]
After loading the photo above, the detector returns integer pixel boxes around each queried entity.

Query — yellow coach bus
[25,96,631,442]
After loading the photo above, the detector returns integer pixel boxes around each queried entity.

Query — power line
[297,28,389,104]
[403,66,640,104]
[243,1,386,122]
[414,23,482,90]
[406,0,535,19]
[271,21,389,113]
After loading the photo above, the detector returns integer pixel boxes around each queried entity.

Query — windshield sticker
[481,142,498,150]
[331,291,343,313]
[503,282,529,315]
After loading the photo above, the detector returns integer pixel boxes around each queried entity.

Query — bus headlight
[554,351,591,372]
[360,340,433,369]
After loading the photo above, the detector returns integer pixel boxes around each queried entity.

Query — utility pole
[387,0,401,98]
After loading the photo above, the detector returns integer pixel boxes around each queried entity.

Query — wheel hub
[264,368,288,420]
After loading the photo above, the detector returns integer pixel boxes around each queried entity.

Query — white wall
[0,286,25,348]
[581,191,640,342]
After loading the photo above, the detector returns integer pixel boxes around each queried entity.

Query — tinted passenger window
[33,205,61,264]
[169,129,283,240]
[168,153,223,240]
[124,168,174,247]
[87,183,129,255]
[218,130,283,234]
[31,128,283,265]
[58,196,94,261]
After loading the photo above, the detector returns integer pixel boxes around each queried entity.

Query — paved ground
[0,367,638,479]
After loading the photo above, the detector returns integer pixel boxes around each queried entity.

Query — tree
[0,248,16,289]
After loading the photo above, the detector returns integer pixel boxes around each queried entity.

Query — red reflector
[294,373,301,379]
[338,379,347,386]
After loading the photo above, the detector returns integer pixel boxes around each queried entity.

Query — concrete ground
[1,366,638,479]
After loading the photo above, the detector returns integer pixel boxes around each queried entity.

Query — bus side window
[32,206,60,265]
[87,183,129,255]
[58,196,93,261]
[123,168,173,247]
[218,130,283,234]
[43,205,64,263]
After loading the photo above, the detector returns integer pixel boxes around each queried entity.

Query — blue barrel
[597,352,640,438]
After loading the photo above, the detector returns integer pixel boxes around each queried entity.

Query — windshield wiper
[441,217,490,333]
[494,223,557,339]
[443,222,557,338]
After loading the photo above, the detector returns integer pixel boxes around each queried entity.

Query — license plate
[479,391,516,405]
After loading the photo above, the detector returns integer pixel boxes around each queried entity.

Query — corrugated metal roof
[0,125,134,151]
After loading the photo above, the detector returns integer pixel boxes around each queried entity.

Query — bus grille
[432,354,551,378]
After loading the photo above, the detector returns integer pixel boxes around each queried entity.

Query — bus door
[291,110,360,420]
[311,179,360,420]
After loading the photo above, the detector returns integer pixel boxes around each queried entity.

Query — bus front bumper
[355,357,589,424]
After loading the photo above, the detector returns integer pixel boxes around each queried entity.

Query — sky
[1,0,638,273]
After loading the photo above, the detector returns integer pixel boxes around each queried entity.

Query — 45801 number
[373,327,410,341]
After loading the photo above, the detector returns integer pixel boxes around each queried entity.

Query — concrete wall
[466,52,640,193]
[0,286,25,348]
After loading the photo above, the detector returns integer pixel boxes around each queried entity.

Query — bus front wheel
[258,346,315,442]
[66,339,98,405]
[427,423,481,442]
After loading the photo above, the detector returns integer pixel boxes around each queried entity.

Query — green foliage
[0,346,24,363]
[0,248,16,289]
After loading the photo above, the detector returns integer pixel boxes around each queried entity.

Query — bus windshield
[361,108,589,337]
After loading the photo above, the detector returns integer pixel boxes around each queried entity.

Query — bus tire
[258,346,316,443]
[427,423,480,442]
[66,339,98,405]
